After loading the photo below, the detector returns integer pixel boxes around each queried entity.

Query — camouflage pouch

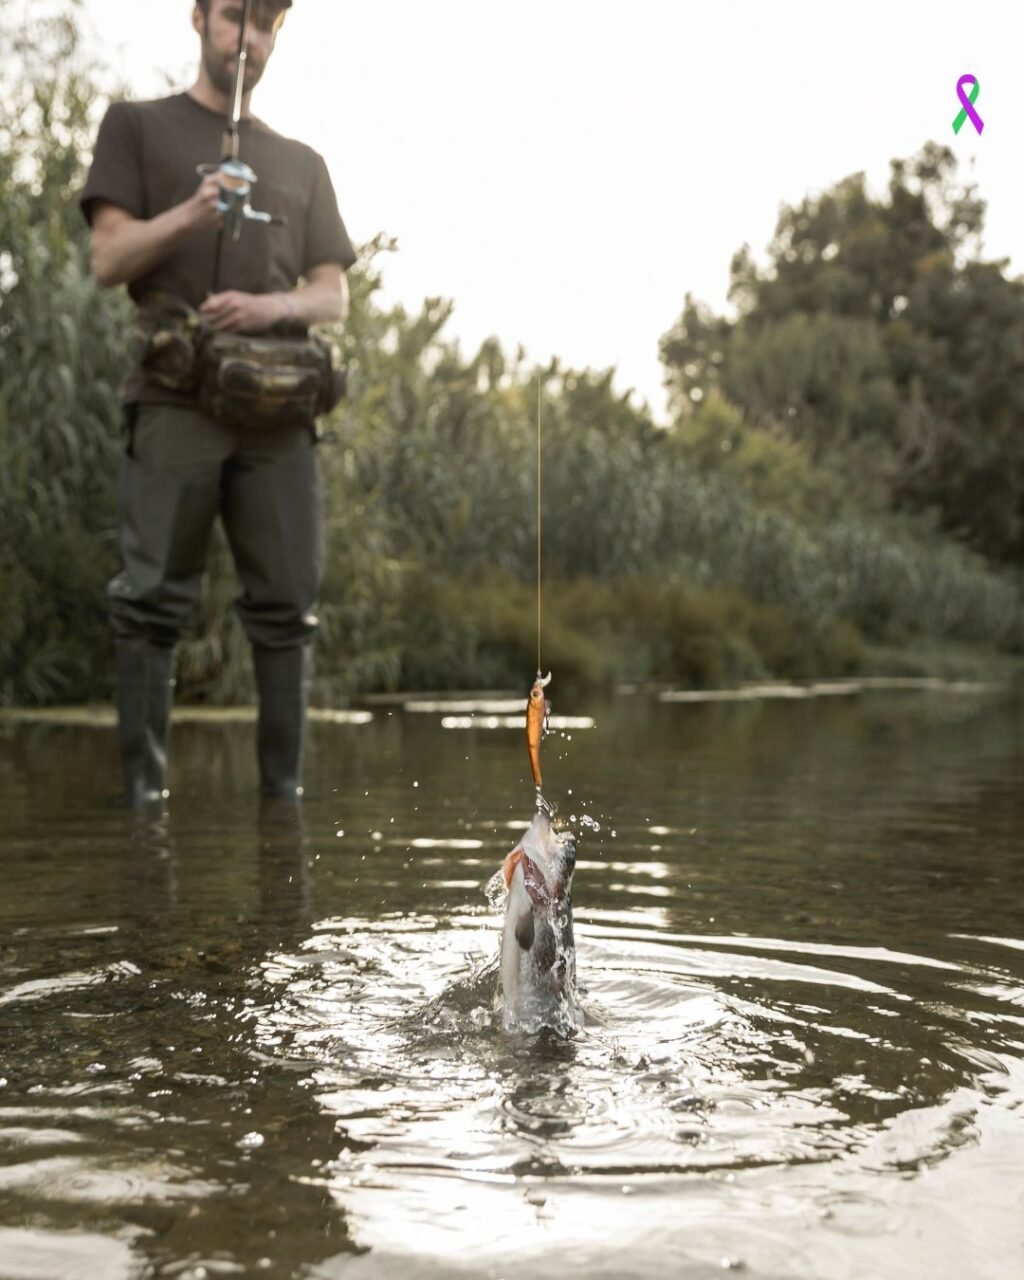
[197,330,347,430]
[134,293,205,393]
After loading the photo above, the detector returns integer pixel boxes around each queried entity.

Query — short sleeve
[79,101,145,225]
[304,150,357,274]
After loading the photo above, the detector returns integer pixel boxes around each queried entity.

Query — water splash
[484,868,507,912]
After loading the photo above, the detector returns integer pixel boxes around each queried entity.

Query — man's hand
[199,290,285,333]
[185,171,225,233]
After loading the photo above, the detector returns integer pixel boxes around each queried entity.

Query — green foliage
[0,3,131,704]
[393,575,866,691]
[0,7,1020,706]
[726,313,898,450]
[660,143,1024,565]
[673,392,856,523]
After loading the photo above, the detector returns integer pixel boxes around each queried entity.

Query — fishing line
[536,373,543,677]
[526,376,551,801]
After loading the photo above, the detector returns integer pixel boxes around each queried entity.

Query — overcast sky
[57,1,1024,418]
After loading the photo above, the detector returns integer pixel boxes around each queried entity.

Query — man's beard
[201,40,265,98]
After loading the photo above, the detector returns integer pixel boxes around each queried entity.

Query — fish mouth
[520,852,552,905]
[533,829,576,902]
[502,826,575,904]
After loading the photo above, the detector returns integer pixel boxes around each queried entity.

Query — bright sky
[61,2,1024,419]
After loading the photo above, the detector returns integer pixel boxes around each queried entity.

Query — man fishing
[80,0,357,805]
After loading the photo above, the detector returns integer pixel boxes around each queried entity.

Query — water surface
[1,683,1022,1279]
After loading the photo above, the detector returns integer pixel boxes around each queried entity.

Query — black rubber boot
[253,645,311,799]
[115,638,175,807]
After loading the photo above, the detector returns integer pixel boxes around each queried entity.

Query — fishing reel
[197,159,285,242]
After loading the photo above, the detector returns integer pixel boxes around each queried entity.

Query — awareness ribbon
[952,74,984,136]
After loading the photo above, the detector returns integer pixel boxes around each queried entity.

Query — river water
[0,682,1022,1280]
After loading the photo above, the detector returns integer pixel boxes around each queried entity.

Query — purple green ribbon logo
[953,74,984,135]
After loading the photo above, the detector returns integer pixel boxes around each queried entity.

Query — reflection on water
[0,686,1023,1279]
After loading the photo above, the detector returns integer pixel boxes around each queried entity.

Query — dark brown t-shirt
[80,92,356,404]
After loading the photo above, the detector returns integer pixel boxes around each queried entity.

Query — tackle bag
[135,292,346,429]
[197,330,346,431]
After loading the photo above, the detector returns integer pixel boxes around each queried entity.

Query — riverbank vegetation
[1,8,1021,705]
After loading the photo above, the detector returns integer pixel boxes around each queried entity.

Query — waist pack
[198,330,347,430]
[135,293,346,430]
[134,293,205,392]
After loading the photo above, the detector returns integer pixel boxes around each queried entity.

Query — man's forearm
[90,176,219,289]
[278,273,349,327]
[90,203,200,289]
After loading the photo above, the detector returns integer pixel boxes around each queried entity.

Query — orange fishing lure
[526,671,551,789]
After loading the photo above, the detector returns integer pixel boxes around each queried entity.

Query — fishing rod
[200,0,285,292]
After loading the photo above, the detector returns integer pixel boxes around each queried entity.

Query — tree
[659,143,1024,563]
[0,2,131,703]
